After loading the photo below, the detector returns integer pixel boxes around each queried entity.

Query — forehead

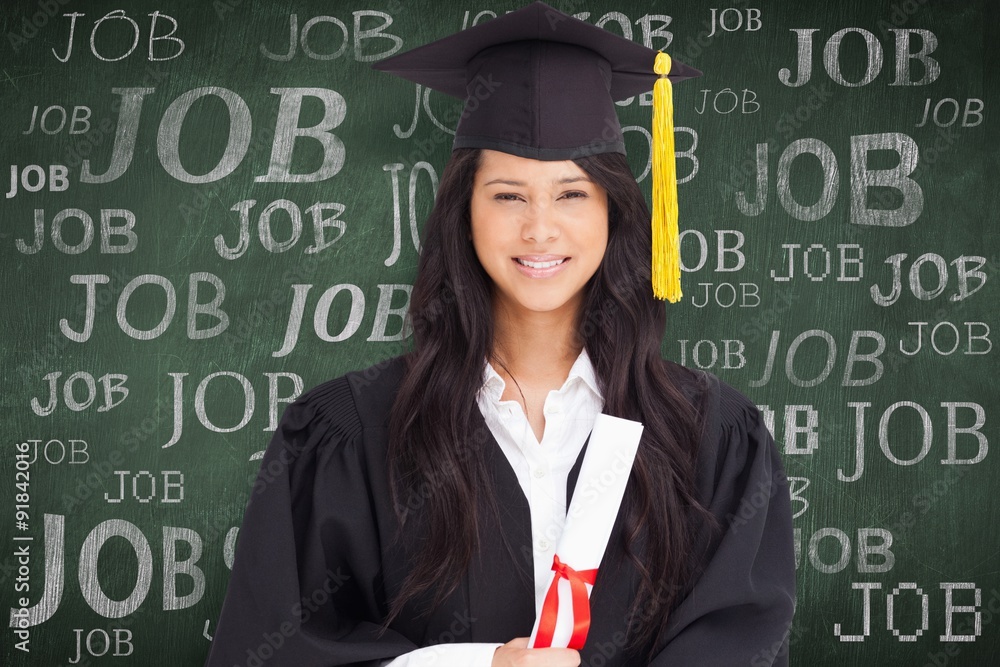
[474,149,590,184]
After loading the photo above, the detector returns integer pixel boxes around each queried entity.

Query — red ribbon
[533,554,598,650]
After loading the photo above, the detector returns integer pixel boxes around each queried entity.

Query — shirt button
[537,539,551,551]
[533,468,547,478]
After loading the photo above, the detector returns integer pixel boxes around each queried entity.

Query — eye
[559,190,588,200]
[494,193,524,202]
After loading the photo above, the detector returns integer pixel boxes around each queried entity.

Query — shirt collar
[479,347,603,403]
[567,347,602,398]
[480,362,506,403]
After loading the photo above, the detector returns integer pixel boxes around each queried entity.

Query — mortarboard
[372,1,702,302]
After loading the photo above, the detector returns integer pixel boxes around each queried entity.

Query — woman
[206,3,795,666]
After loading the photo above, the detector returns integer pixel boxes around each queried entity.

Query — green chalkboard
[2,0,997,664]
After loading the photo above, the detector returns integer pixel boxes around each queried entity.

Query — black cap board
[371,1,702,160]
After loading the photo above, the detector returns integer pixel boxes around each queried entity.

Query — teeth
[517,258,565,269]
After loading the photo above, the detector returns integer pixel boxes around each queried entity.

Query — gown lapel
[465,408,536,642]
[566,434,590,507]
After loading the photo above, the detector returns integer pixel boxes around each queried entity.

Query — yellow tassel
[652,51,681,303]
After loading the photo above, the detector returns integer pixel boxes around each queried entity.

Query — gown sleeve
[650,374,796,666]
[204,376,421,667]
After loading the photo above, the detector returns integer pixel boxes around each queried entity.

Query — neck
[490,302,583,382]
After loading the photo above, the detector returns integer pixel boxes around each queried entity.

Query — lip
[512,255,570,278]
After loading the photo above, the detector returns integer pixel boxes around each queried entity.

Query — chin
[522,301,573,314]
[504,291,582,316]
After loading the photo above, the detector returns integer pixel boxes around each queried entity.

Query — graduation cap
[372,1,702,302]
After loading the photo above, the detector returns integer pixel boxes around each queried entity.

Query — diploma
[528,414,644,649]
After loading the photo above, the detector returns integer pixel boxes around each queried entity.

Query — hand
[491,637,581,666]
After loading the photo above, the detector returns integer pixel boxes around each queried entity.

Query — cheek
[587,212,610,258]
[470,234,489,271]
[469,212,501,268]
[596,219,610,247]
[471,201,517,253]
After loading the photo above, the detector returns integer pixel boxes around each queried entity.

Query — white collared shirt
[477,347,604,616]
[384,349,604,666]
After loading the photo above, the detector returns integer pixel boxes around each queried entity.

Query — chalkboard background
[2,0,997,664]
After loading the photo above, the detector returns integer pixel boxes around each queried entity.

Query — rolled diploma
[527,414,644,648]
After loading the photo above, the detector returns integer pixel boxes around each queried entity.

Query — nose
[520,200,559,243]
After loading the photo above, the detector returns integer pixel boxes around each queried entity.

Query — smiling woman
[206,3,795,667]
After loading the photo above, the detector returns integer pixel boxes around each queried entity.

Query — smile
[514,257,567,269]
[511,255,570,278]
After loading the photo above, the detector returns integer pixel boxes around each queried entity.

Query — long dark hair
[386,147,710,658]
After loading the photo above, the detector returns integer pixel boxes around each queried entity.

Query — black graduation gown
[205,356,795,667]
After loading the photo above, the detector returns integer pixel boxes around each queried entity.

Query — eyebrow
[483,176,592,187]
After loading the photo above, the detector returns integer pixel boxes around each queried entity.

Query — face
[470,149,609,321]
